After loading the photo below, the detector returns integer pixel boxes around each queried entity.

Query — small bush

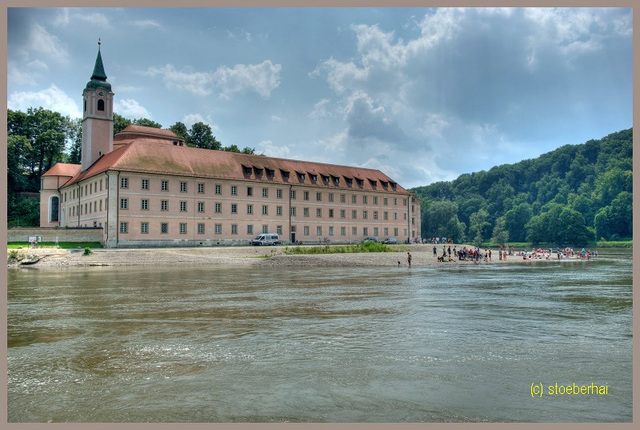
[83,247,93,256]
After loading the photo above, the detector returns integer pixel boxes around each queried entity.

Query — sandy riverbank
[7,244,585,270]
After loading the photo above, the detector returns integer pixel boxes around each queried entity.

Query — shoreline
[7,244,591,270]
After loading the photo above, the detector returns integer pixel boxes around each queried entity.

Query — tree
[187,122,221,150]
[469,208,490,247]
[133,118,162,129]
[169,122,189,141]
[66,117,82,164]
[557,208,594,246]
[491,217,509,246]
[113,113,132,135]
[422,200,465,242]
[504,203,532,242]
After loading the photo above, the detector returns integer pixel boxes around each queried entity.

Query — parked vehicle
[251,233,280,246]
[382,237,398,244]
[361,237,380,243]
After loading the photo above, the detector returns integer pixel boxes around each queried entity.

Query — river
[7,250,633,422]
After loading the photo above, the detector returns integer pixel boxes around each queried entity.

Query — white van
[251,233,280,246]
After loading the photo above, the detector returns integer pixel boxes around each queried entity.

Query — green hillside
[411,129,632,247]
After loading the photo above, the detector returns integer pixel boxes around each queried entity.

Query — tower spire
[85,39,111,91]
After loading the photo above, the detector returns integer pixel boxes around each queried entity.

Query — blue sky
[7,7,633,188]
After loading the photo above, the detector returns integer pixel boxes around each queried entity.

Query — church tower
[81,39,114,171]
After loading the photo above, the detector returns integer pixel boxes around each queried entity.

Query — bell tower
[81,39,114,171]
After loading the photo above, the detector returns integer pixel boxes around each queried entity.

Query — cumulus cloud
[8,84,81,118]
[114,98,152,120]
[145,60,282,99]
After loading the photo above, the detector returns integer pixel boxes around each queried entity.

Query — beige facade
[40,45,421,248]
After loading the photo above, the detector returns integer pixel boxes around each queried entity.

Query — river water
[7,250,633,422]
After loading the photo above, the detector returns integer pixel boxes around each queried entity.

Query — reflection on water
[7,250,632,422]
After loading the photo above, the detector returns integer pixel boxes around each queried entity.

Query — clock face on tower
[98,91,104,96]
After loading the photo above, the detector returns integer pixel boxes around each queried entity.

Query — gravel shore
[7,244,576,270]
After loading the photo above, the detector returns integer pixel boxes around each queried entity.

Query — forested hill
[411,128,632,246]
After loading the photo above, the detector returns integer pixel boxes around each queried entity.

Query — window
[384,227,389,237]
[290,190,297,200]
[304,191,309,201]
[247,225,254,235]
[363,196,368,204]
[262,188,269,198]
[341,227,346,236]
[180,201,187,212]
[247,187,253,196]
[120,198,128,210]
[363,210,368,219]
[276,225,283,235]
[120,222,128,234]
[304,208,309,217]
[329,209,334,218]
[316,208,322,217]
[198,202,205,213]
[394,198,398,206]
[291,207,296,216]
[329,226,334,236]
[141,222,149,234]
[394,228,399,236]
[329,193,334,202]
[276,206,283,216]
[363,227,369,236]
[98,99,105,111]
[141,179,149,190]
[340,194,346,203]
[352,210,357,219]
[374,211,378,220]
[215,184,222,195]
[215,224,222,235]
[262,225,268,234]
[316,192,322,201]
[304,226,310,236]
[141,199,149,210]
[374,196,378,205]
[231,224,238,235]
[231,185,237,196]
[161,200,168,211]
[384,212,389,220]
[180,223,187,234]
[198,183,205,193]
[277,189,283,199]
[316,226,322,236]
[262,205,268,215]
[49,196,59,222]
[384,198,388,206]
[215,203,221,213]
[374,227,379,237]
[247,204,253,214]
[161,180,169,191]
[198,223,205,234]
[352,195,357,204]
[120,177,128,189]
[231,204,238,214]
[180,182,187,193]
[161,223,169,234]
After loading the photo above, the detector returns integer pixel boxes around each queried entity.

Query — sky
[7,7,633,189]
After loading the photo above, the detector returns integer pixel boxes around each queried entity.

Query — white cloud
[8,59,48,86]
[27,22,69,62]
[8,84,81,118]
[114,98,151,120]
[257,140,292,159]
[309,98,331,119]
[145,60,282,99]
[132,19,161,29]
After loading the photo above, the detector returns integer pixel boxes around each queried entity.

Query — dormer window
[332,176,340,186]
[281,170,290,181]
[309,174,317,182]
[297,172,305,182]
[356,178,364,188]
[321,175,330,184]
[369,179,378,189]
[253,167,264,178]
[243,165,252,176]
[266,168,275,179]
[344,177,353,187]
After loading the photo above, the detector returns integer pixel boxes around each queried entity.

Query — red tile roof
[41,163,81,177]
[54,126,408,194]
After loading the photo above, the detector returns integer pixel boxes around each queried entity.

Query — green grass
[596,240,633,248]
[7,241,103,249]
[284,241,395,255]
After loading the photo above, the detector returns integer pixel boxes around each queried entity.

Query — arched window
[97,99,105,111]
[49,196,60,223]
